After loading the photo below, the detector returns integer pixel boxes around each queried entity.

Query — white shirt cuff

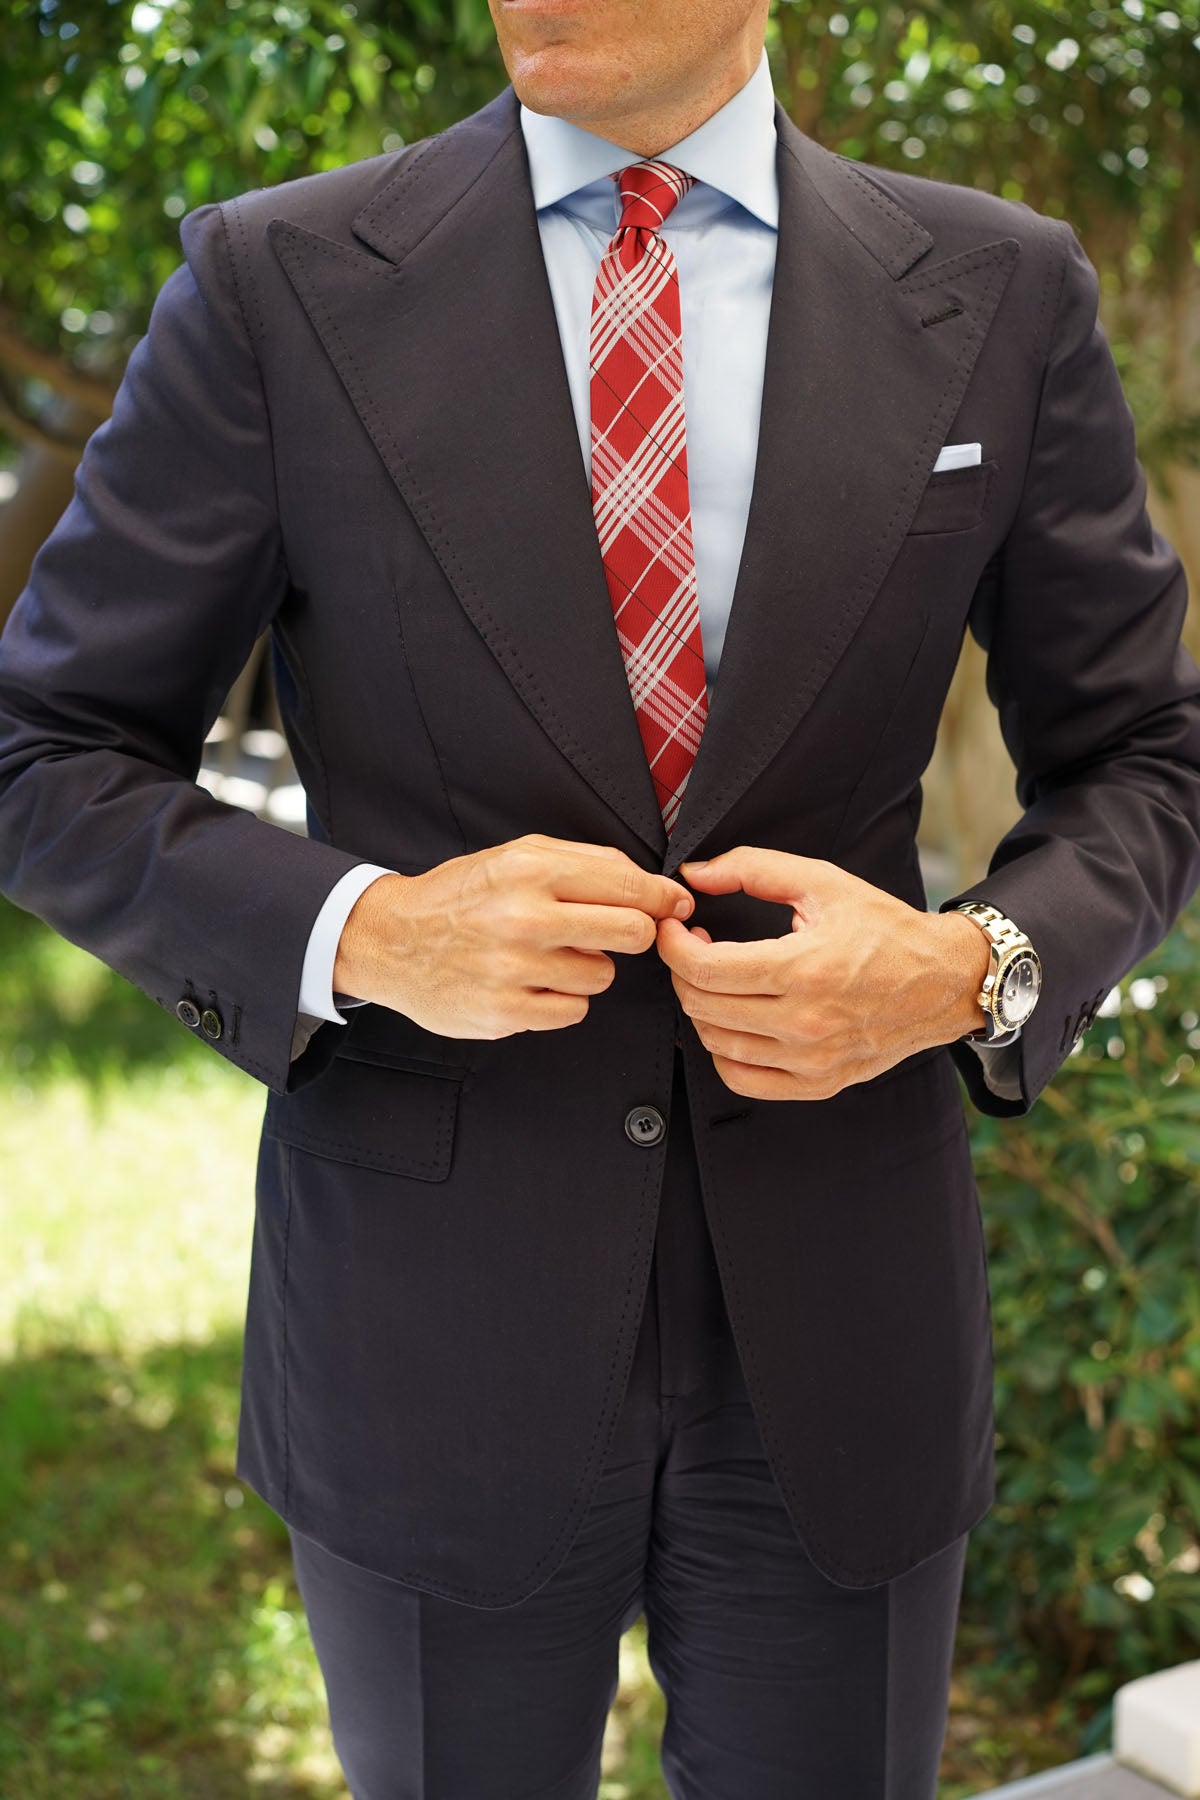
[965,1035,1024,1101]
[297,863,395,1023]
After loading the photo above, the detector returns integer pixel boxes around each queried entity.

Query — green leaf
[1150,1121,1200,1160]
[1091,1494,1161,1560]
[1080,1581,1130,1628]
[1174,1463,1200,1530]
[1134,1291,1186,1345]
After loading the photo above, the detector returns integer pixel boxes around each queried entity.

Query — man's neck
[552,49,762,158]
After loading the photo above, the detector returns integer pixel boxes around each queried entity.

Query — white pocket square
[932,441,982,472]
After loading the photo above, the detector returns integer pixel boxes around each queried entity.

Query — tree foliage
[773,1,1198,243]
[768,0,1200,486]
[0,0,505,384]
[963,899,1200,1745]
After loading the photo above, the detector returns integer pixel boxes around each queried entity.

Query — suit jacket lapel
[664,106,1020,869]
[269,89,668,856]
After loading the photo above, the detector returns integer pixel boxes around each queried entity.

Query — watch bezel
[987,944,1043,1033]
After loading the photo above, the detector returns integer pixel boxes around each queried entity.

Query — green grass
[0,896,1073,1797]
[0,901,345,1796]
[0,897,674,1798]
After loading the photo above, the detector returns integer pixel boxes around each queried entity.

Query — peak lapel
[269,89,667,857]
[666,109,1020,869]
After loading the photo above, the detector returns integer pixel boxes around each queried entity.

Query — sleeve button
[200,1009,224,1040]
[175,999,201,1029]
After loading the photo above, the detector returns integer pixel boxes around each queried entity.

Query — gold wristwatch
[956,901,1042,1048]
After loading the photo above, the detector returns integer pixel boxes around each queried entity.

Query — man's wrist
[299,863,395,1022]
[333,870,412,1004]
[933,909,993,1041]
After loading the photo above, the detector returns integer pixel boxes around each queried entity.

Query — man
[1,0,1198,1793]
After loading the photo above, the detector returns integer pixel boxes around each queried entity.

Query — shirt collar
[519,50,779,229]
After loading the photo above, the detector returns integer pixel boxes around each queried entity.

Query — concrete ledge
[1115,1661,1200,1797]
[977,1660,1200,1796]
[977,1753,1176,1796]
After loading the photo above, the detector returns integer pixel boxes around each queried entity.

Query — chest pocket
[908,459,997,535]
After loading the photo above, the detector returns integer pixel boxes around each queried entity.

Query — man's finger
[679,846,846,911]
[656,916,790,993]
[691,1020,785,1068]
[671,978,782,1032]
[551,859,693,921]
[516,988,593,1031]
[536,948,617,995]
[710,1056,807,1101]
[556,904,662,955]
[536,837,626,862]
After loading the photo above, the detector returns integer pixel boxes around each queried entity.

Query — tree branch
[0,312,119,415]
[0,377,90,463]
[1000,1135,1130,1270]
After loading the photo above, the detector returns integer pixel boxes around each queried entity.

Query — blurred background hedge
[963,900,1200,1759]
[1,3,1199,1796]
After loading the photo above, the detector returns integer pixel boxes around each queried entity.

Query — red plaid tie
[590,161,707,834]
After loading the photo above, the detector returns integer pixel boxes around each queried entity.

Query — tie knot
[614,160,694,233]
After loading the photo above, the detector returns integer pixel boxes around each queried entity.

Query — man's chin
[504,47,634,130]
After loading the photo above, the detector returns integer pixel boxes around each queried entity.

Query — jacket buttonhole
[711,1108,752,1128]
[921,303,963,328]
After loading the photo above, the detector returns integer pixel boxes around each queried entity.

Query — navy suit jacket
[1,89,1198,1603]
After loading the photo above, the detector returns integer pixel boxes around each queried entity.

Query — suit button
[625,1105,666,1147]
[176,999,201,1029]
[201,1008,224,1041]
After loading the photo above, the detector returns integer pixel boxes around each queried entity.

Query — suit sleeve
[0,202,369,1094]
[943,218,1200,1116]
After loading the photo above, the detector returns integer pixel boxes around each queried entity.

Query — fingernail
[673,896,694,919]
[682,859,709,871]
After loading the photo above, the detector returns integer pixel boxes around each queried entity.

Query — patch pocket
[263,1053,461,1183]
[907,459,997,535]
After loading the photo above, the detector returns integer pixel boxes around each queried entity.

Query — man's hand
[657,847,992,1100]
[333,834,694,1039]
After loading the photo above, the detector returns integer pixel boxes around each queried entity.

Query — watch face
[998,953,1041,1028]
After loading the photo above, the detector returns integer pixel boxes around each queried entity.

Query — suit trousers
[287,1053,969,1800]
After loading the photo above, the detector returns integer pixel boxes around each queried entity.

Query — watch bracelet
[954,901,1036,1047]
[955,899,1032,956]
